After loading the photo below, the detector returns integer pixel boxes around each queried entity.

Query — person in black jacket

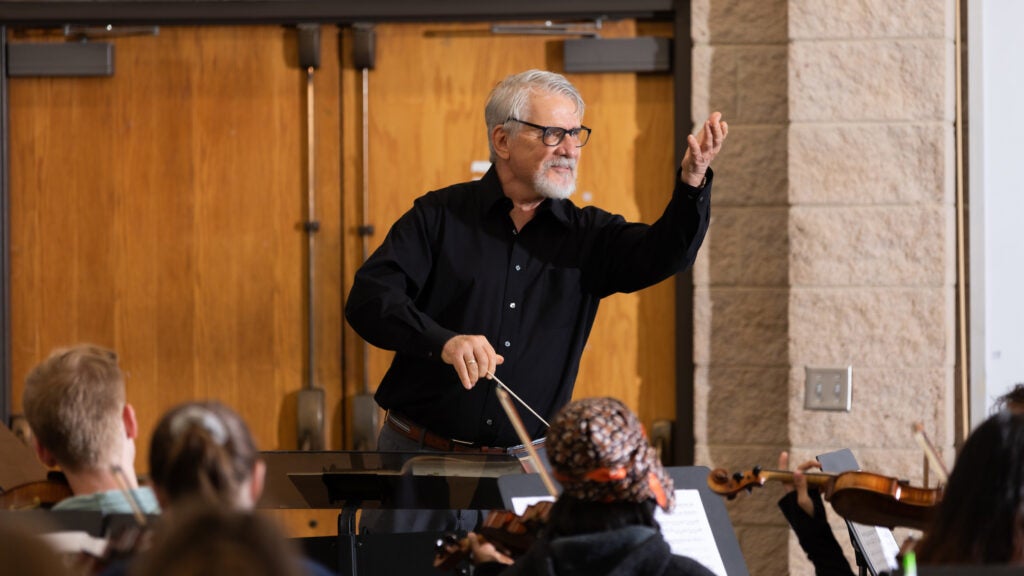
[776,451,855,576]
[470,397,716,576]
[780,410,1024,571]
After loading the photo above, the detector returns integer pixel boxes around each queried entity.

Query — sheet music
[510,494,555,515]
[40,531,108,557]
[657,489,728,576]
[406,455,522,478]
[850,521,900,574]
[513,490,727,576]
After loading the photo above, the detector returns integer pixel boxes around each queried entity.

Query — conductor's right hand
[442,335,504,390]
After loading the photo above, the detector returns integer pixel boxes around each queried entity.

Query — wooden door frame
[0,0,696,464]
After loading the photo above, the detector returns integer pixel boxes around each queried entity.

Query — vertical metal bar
[0,25,11,427]
[307,65,316,392]
[360,66,370,397]
[672,0,695,466]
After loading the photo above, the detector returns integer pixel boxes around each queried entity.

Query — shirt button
[515,265,521,271]
[486,419,493,426]
[509,302,516,309]
[504,341,511,348]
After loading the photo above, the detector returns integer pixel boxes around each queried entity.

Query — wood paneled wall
[8,20,678,468]
[9,26,344,465]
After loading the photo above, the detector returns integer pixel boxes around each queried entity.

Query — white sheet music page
[655,489,728,576]
[851,521,900,573]
[510,495,555,515]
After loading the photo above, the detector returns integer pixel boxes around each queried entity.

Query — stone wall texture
[690,1,957,574]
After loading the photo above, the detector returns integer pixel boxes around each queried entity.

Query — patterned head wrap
[545,397,674,511]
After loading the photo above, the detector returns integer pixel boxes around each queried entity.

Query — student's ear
[33,438,58,468]
[492,124,511,160]
[122,403,138,439]
[250,459,266,503]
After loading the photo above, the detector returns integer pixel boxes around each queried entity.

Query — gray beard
[533,165,576,200]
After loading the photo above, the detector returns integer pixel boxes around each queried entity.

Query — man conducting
[345,69,727,453]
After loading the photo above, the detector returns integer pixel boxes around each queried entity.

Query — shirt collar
[479,165,572,228]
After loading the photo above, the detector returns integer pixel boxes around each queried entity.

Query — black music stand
[817,449,901,576]
[284,450,525,576]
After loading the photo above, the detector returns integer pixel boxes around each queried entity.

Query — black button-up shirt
[345,166,712,447]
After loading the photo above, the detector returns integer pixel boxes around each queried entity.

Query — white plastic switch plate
[804,366,852,412]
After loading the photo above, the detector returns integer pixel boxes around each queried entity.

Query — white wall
[969,0,1024,424]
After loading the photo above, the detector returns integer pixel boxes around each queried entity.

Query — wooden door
[8,26,344,465]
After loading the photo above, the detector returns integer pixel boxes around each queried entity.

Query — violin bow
[492,383,559,498]
[912,422,949,484]
[111,465,148,527]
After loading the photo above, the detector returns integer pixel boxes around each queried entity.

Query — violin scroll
[707,466,766,499]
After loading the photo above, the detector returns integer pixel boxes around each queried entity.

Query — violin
[433,501,553,571]
[433,383,558,572]
[707,466,942,531]
[0,474,73,510]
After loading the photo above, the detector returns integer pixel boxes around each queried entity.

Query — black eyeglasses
[507,118,592,147]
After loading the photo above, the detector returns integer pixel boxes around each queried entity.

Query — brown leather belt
[384,411,509,455]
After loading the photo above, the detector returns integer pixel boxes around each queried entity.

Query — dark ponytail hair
[149,401,258,506]
[915,411,1024,564]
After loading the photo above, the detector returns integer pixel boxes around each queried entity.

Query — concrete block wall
[690,1,957,574]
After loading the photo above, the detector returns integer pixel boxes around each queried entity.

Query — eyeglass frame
[506,117,592,147]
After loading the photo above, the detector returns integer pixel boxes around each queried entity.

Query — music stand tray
[282,451,523,510]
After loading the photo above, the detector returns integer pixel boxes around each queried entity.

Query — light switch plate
[804,366,852,411]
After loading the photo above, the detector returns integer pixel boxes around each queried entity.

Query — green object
[902,550,917,576]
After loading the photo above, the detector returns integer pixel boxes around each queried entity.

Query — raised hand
[680,111,728,187]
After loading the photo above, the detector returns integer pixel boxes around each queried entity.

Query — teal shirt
[52,487,161,515]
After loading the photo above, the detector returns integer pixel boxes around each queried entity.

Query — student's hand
[467,532,514,566]
[680,111,728,187]
[442,335,504,390]
[778,451,819,517]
